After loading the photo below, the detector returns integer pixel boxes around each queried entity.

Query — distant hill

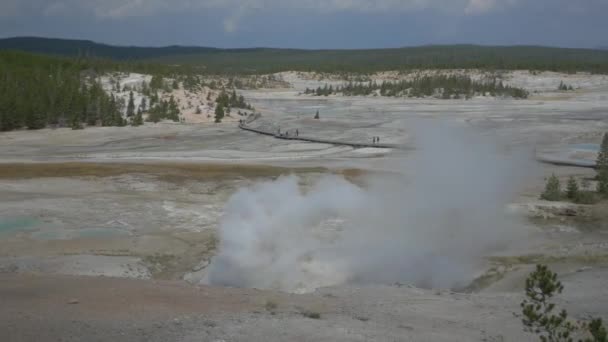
[0,37,222,60]
[2,37,608,74]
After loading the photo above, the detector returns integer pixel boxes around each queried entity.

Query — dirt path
[0,273,535,342]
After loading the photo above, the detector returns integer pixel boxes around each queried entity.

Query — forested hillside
[0,51,199,131]
[2,37,608,74]
[0,51,129,131]
[0,50,255,132]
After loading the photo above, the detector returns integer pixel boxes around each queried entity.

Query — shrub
[573,191,600,205]
[265,300,278,312]
[541,174,562,201]
[301,310,321,319]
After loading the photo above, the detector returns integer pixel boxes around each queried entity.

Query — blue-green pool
[0,217,130,240]
[571,143,599,152]
[0,217,39,235]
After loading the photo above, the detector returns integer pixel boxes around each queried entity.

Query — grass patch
[463,266,509,292]
[489,254,608,266]
[0,162,370,183]
[142,253,179,279]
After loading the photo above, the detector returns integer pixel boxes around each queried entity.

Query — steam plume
[205,121,532,293]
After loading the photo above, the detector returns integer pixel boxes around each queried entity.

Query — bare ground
[1,272,532,342]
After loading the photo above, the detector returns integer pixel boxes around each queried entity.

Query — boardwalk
[238,117,403,149]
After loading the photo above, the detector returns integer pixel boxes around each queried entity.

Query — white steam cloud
[205,121,533,293]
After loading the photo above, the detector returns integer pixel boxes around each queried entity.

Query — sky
[1,0,607,49]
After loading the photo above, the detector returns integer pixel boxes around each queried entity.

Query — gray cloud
[0,1,21,17]
[1,0,606,48]
[3,0,518,19]
[0,0,524,33]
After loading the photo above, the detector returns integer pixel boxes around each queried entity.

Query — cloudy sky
[1,0,607,49]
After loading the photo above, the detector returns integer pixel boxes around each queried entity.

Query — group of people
[372,136,381,144]
[277,128,299,137]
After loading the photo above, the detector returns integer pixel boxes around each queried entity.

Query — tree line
[304,75,529,99]
[5,38,608,75]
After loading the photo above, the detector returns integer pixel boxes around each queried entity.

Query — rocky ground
[1,70,608,341]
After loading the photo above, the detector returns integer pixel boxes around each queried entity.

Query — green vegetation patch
[305,74,528,99]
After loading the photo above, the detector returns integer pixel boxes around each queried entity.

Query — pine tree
[150,75,163,91]
[521,265,578,342]
[168,95,180,122]
[597,133,608,197]
[214,104,225,123]
[141,82,150,96]
[140,97,147,112]
[541,174,562,201]
[126,91,135,117]
[132,108,144,126]
[230,90,238,104]
[115,97,126,126]
[582,178,591,191]
[521,265,608,342]
[566,176,579,200]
